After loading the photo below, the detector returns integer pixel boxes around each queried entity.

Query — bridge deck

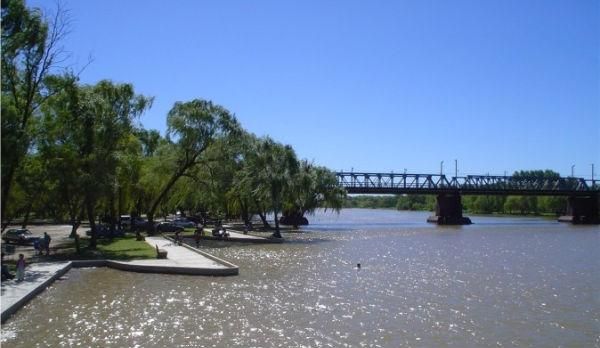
[336,172,600,196]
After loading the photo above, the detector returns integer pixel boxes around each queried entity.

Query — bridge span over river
[335,172,600,225]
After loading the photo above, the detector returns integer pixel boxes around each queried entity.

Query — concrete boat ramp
[1,236,238,323]
[194,227,284,243]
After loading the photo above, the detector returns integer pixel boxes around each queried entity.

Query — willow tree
[40,78,152,247]
[145,99,240,231]
[281,161,346,227]
[1,0,71,221]
[227,133,261,226]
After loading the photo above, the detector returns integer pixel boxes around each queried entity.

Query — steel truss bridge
[336,172,600,196]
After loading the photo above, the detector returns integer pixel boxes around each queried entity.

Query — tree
[1,0,71,220]
[395,195,435,211]
[40,78,152,247]
[145,99,240,231]
[237,137,299,237]
[281,161,346,227]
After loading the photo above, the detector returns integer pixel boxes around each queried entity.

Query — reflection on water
[2,209,599,347]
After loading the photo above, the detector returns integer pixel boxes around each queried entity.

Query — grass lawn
[96,236,156,260]
[39,235,157,262]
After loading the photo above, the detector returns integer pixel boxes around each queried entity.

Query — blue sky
[32,0,599,178]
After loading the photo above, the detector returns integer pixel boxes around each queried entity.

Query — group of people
[33,232,52,256]
[1,232,52,283]
[174,224,204,247]
[173,222,254,247]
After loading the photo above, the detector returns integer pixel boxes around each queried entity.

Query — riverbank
[1,235,239,323]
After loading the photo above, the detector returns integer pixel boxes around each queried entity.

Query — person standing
[194,225,202,248]
[43,232,51,255]
[174,230,182,246]
[33,238,41,255]
[16,254,26,281]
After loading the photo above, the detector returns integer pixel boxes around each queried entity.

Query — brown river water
[1,209,599,347]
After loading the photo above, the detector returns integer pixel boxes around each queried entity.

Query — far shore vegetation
[345,193,568,217]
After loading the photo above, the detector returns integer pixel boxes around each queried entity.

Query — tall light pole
[454,159,457,178]
[571,165,575,177]
[440,161,444,176]
[592,164,595,186]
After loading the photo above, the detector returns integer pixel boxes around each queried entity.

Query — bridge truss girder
[336,172,599,196]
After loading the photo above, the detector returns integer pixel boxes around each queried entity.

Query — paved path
[140,236,231,268]
[193,227,283,243]
[2,225,74,262]
[1,262,71,322]
[1,236,238,323]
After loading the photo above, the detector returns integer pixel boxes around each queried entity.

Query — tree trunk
[117,185,123,230]
[86,196,97,249]
[21,202,33,228]
[70,221,79,238]
[146,168,186,234]
[258,211,270,229]
[240,200,250,226]
[272,208,282,238]
[69,206,84,238]
[1,164,17,222]
[1,219,13,233]
[109,189,116,236]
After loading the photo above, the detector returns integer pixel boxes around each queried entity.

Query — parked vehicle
[184,216,204,224]
[211,226,230,239]
[172,218,195,228]
[121,216,148,230]
[85,224,125,238]
[131,220,153,232]
[120,215,133,229]
[156,222,184,233]
[1,229,41,245]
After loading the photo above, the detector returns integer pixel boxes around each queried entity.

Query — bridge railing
[336,172,599,194]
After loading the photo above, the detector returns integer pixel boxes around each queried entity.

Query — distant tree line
[1,0,346,244]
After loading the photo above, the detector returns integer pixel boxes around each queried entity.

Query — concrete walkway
[1,236,238,323]
[194,227,283,243]
[138,236,237,270]
[1,262,71,323]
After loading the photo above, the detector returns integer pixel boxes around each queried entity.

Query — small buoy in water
[357,263,361,269]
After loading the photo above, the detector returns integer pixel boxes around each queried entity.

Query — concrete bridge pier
[558,194,599,224]
[427,193,472,225]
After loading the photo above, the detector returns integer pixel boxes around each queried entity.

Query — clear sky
[31,0,599,178]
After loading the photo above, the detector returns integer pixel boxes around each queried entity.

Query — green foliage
[145,99,240,226]
[235,137,299,236]
[344,195,397,209]
[344,195,436,211]
[395,195,436,211]
[1,0,67,219]
[462,195,506,214]
[283,160,346,217]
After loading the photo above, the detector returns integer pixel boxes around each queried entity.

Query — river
[2,209,599,347]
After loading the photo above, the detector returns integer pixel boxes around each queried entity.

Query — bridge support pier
[558,195,599,224]
[427,193,472,225]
